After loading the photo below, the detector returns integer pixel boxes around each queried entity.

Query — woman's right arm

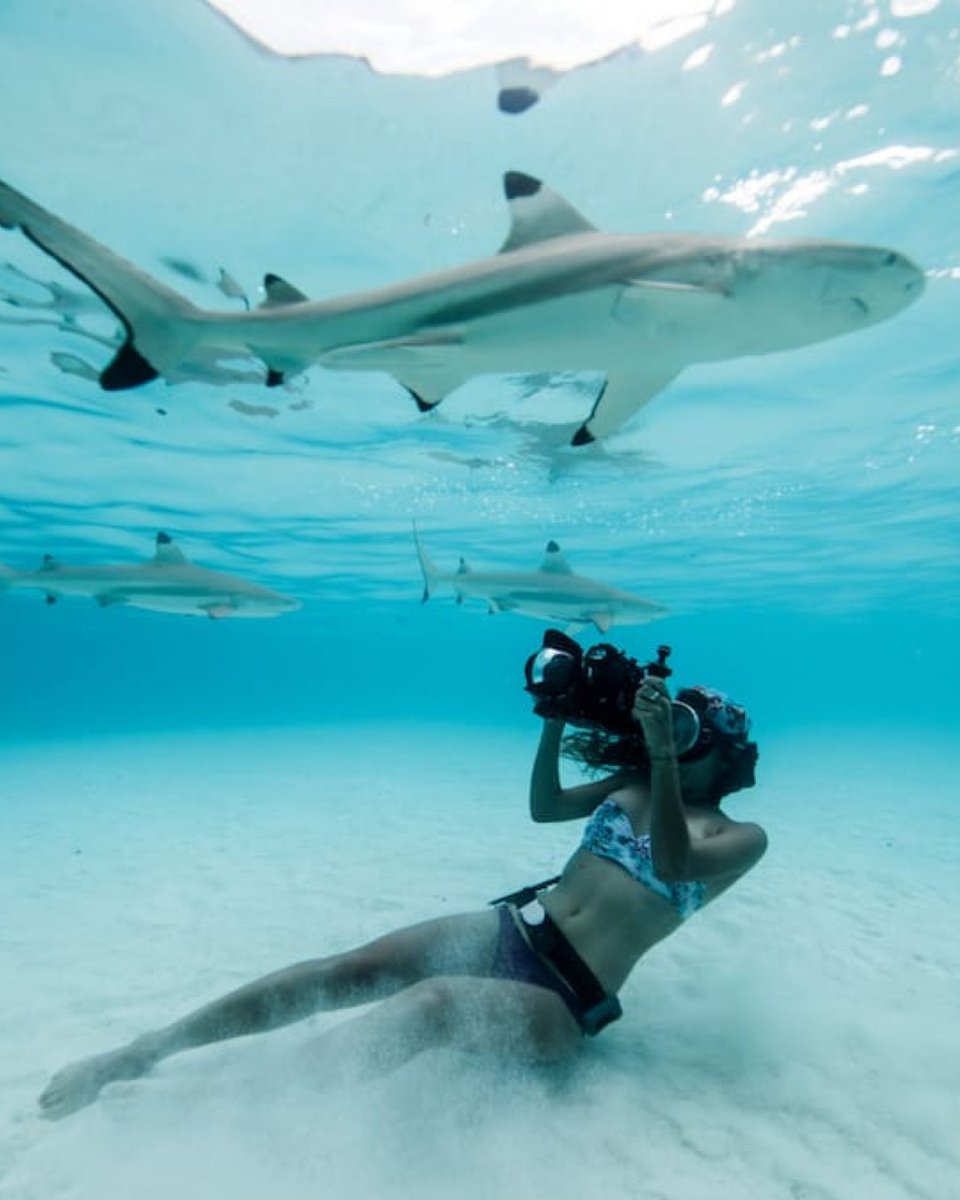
[529,719,632,823]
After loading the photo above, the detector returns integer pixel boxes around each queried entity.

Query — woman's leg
[297,975,583,1087]
[39,909,499,1119]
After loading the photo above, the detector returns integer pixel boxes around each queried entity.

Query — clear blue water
[0,1,957,1194]
[0,0,957,747]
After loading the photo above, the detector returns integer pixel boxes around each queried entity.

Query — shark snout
[819,245,924,322]
[258,590,302,615]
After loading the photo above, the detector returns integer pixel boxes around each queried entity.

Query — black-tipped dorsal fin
[40,554,61,571]
[456,557,472,575]
[260,273,309,308]
[499,172,597,254]
[539,540,573,574]
[154,531,188,566]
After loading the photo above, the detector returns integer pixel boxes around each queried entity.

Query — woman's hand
[631,679,675,760]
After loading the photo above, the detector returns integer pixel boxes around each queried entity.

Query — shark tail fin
[0,176,200,391]
[413,522,442,602]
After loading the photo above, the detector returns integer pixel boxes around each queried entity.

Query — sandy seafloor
[0,724,956,1200]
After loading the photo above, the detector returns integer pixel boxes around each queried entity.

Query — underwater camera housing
[523,629,702,754]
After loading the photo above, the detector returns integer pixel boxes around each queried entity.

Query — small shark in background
[0,171,924,444]
[414,525,665,632]
[0,532,301,619]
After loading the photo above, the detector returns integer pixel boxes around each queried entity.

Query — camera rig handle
[645,644,673,680]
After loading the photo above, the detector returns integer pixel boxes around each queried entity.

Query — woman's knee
[396,978,582,1061]
[396,978,460,1040]
[524,1006,582,1062]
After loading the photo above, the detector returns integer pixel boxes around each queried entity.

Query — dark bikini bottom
[489,904,622,1037]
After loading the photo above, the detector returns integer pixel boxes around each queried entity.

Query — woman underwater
[39,670,767,1119]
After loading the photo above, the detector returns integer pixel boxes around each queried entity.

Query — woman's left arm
[632,681,767,882]
[631,681,695,878]
[529,718,634,822]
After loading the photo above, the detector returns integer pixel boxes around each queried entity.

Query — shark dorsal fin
[456,557,472,575]
[260,273,309,308]
[40,554,61,572]
[539,540,573,574]
[498,172,597,254]
[154,531,188,566]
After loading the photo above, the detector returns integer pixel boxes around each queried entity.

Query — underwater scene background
[0,2,957,1198]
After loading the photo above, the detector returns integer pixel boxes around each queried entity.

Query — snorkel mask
[675,685,759,792]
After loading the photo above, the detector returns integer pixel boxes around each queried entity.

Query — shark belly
[320,288,630,377]
[119,594,242,617]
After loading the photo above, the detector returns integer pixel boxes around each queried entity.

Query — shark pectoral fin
[487,600,505,614]
[153,531,189,566]
[572,366,682,445]
[563,621,586,635]
[538,540,572,574]
[589,613,613,633]
[498,172,596,253]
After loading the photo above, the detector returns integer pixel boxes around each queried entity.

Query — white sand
[0,725,957,1200]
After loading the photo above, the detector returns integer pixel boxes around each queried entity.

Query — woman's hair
[562,684,759,801]
[562,728,649,774]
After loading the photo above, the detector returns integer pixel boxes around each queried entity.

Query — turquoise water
[1,1,958,1197]
[0,0,957,743]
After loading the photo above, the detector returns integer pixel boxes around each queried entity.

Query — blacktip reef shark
[0,171,924,443]
[414,525,665,632]
[0,532,301,619]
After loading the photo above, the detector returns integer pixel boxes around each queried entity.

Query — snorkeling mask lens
[669,700,701,756]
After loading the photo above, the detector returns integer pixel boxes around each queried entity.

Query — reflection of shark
[414,526,665,632]
[0,532,300,619]
[0,171,924,443]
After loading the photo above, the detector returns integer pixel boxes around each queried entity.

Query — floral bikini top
[580,799,707,919]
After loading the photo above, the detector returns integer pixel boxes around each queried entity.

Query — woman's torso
[540,785,744,994]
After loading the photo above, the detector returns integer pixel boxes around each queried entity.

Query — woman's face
[677,743,726,805]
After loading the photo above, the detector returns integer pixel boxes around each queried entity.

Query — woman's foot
[38,1041,157,1120]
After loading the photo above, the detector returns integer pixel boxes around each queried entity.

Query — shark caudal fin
[0,177,200,390]
[413,523,443,602]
